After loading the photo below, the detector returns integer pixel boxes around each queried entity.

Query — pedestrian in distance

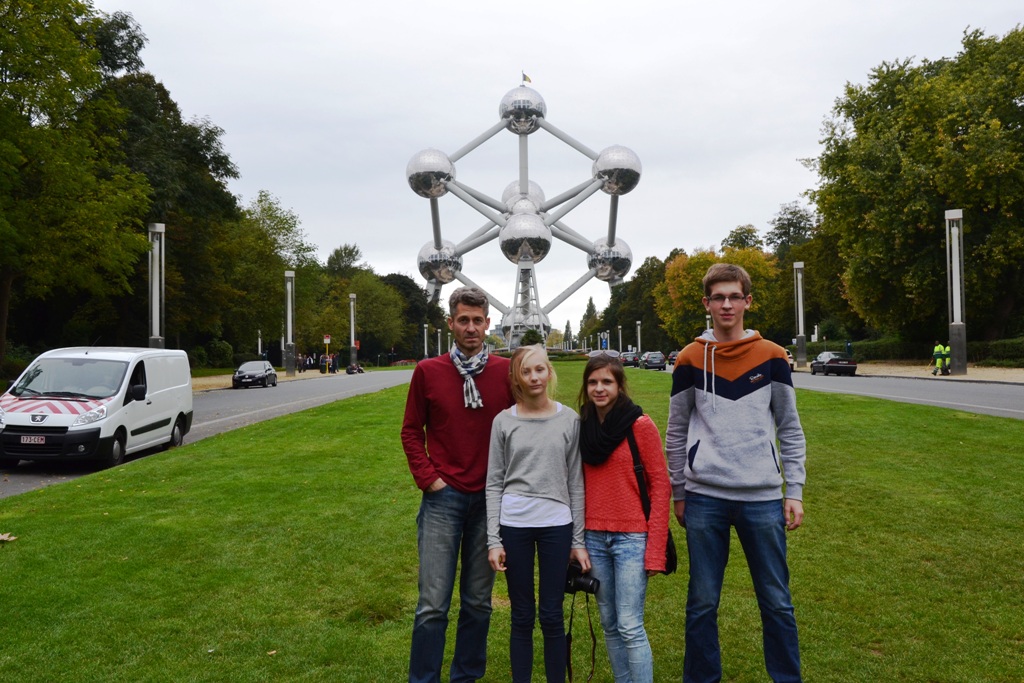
[487,344,589,682]
[577,349,671,683]
[666,263,807,683]
[402,286,514,683]
[932,340,945,376]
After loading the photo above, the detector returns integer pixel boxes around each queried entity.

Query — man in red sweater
[403,287,513,683]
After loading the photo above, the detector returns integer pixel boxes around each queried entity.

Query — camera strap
[566,591,597,682]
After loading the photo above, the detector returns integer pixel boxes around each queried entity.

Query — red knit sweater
[402,354,513,493]
[582,415,672,572]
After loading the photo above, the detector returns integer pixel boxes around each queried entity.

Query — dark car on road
[640,351,667,370]
[232,360,278,388]
[667,350,680,366]
[620,351,639,367]
[810,351,857,376]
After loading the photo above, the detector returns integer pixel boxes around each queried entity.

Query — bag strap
[625,428,651,521]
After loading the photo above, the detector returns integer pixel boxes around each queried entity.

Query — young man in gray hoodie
[665,263,806,683]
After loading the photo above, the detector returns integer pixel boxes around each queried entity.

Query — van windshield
[11,358,129,400]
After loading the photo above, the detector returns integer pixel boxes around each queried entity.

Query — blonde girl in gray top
[487,344,589,682]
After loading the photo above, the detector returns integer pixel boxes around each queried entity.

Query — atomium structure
[406,83,641,349]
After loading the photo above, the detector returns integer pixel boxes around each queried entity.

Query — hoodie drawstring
[702,343,718,413]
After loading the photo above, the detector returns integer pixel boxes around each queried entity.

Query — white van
[0,347,193,469]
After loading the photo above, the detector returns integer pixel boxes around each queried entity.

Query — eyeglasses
[588,350,620,358]
[707,293,748,304]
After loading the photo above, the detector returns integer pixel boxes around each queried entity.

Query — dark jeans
[410,486,494,683]
[683,493,801,683]
[500,523,573,683]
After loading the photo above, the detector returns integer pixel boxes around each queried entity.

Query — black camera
[564,560,599,595]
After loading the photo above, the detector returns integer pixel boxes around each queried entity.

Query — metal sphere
[498,213,552,263]
[507,197,539,215]
[499,86,547,135]
[588,237,633,283]
[501,180,546,208]
[407,148,455,198]
[592,145,642,195]
[417,240,463,284]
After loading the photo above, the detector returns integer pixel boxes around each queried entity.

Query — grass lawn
[1,363,1022,681]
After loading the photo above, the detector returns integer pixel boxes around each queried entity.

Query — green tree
[579,297,599,339]
[326,244,365,278]
[721,224,763,251]
[563,320,574,348]
[520,329,544,346]
[811,27,1024,340]
[0,2,151,364]
[765,202,815,262]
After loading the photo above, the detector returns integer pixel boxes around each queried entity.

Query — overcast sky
[90,0,1021,333]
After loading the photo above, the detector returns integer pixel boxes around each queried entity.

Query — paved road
[792,371,1024,420]
[0,370,413,500]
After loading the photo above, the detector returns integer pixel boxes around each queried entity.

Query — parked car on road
[620,351,639,367]
[641,351,667,370]
[667,350,680,366]
[232,360,278,388]
[785,349,795,371]
[810,351,857,376]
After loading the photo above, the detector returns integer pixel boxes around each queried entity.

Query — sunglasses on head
[587,350,621,358]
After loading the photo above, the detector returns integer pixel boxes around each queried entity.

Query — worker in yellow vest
[942,343,951,375]
[931,341,944,376]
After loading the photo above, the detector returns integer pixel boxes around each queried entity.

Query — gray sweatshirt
[486,404,585,549]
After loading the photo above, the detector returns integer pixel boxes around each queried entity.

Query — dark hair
[448,286,489,317]
[577,354,629,420]
[703,263,752,297]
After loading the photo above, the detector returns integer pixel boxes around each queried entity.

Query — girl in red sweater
[577,352,672,683]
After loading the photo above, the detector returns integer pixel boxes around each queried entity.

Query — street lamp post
[793,262,806,368]
[284,270,296,375]
[349,293,357,368]
[636,320,642,356]
[617,325,622,352]
[945,210,967,375]
[423,323,429,358]
[148,223,165,349]
[705,313,711,331]
[436,329,441,355]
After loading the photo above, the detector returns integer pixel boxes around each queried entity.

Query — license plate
[20,435,45,444]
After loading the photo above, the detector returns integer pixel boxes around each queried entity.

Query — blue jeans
[410,486,495,683]
[585,531,653,683]
[500,523,573,682]
[683,493,801,683]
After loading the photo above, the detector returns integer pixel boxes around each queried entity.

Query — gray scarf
[450,346,489,409]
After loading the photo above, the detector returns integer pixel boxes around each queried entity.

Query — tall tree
[721,224,763,251]
[812,27,1024,340]
[0,2,151,364]
[765,202,815,262]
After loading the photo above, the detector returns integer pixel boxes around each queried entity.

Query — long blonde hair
[509,344,557,403]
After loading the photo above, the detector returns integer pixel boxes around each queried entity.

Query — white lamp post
[793,262,806,368]
[148,223,165,348]
[945,210,967,375]
[636,320,642,356]
[349,293,357,368]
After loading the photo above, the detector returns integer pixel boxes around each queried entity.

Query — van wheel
[164,417,185,450]
[101,432,127,469]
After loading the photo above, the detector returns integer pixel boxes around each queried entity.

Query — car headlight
[72,404,107,426]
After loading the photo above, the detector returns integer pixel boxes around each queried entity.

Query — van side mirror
[131,384,147,401]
